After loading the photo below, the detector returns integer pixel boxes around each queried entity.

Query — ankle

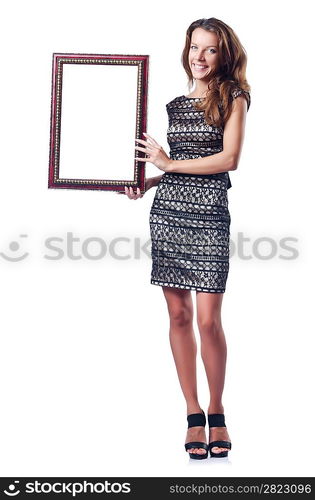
[207,403,224,415]
[186,402,203,415]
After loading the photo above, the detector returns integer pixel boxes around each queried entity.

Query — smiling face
[188,27,219,81]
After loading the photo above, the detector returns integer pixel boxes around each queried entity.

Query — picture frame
[48,52,149,193]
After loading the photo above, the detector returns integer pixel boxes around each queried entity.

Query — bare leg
[162,286,207,456]
[196,292,230,454]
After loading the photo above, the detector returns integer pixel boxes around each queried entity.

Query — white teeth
[193,64,208,69]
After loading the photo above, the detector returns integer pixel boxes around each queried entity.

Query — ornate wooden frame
[48,52,149,193]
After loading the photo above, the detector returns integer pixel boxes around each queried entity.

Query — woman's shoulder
[231,87,251,110]
[166,95,185,109]
[165,89,251,110]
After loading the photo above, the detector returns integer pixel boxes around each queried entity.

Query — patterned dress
[149,89,251,293]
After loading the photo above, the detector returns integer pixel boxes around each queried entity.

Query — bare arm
[167,95,248,175]
[146,174,164,189]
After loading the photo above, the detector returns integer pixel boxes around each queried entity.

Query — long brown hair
[182,17,251,127]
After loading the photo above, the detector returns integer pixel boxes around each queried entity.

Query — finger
[135,142,154,152]
[135,145,152,153]
[136,137,154,148]
[134,157,149,162]
[125,186,134,199]
[128,187,137,199]
[143,132,160,147]
[132,187,142,199]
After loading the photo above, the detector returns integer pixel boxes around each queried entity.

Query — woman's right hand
[116,177,154,200]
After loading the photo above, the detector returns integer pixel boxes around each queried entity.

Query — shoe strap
[208,413,226,427]
[187,410,206,428]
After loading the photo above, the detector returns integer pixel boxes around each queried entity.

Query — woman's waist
[169,146,222,159]
[161,171,232,191]
[163,171,230,181]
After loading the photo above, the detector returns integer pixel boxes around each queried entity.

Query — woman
[123,17,250,459]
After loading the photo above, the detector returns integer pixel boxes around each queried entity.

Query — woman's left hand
[135,133,172,172]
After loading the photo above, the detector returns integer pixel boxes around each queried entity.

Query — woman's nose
[196,52,206,61]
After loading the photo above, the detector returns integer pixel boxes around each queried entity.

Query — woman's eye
[190,46,216,54]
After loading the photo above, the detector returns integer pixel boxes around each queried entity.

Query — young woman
[123,17,250,459]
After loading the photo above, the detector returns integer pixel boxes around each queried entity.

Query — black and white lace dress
[149,89,251,293]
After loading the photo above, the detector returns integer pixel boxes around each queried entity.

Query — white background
[0,0,314,478]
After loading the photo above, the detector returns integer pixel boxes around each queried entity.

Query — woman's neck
[190,82,210,98]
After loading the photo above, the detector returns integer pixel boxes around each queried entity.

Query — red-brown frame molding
[48,52,149,193]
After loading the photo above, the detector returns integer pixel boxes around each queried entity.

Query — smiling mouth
[192,63,208,70]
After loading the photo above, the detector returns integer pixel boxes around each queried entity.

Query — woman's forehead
[191,27,218,45]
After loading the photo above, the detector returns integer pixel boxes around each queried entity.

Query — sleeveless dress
[149,88,251,293]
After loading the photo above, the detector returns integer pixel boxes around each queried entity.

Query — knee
[197,316,222,338]
[169,306,193,328]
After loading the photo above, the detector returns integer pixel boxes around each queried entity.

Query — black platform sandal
[184,410,209,460]
[208,413,232,458]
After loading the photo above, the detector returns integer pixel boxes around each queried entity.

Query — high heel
[208,413,231,458]
[185,409,209,460]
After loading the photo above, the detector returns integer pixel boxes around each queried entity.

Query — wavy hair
[182,17,251,127]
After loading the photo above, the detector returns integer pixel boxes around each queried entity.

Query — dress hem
[150,280,226,293]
